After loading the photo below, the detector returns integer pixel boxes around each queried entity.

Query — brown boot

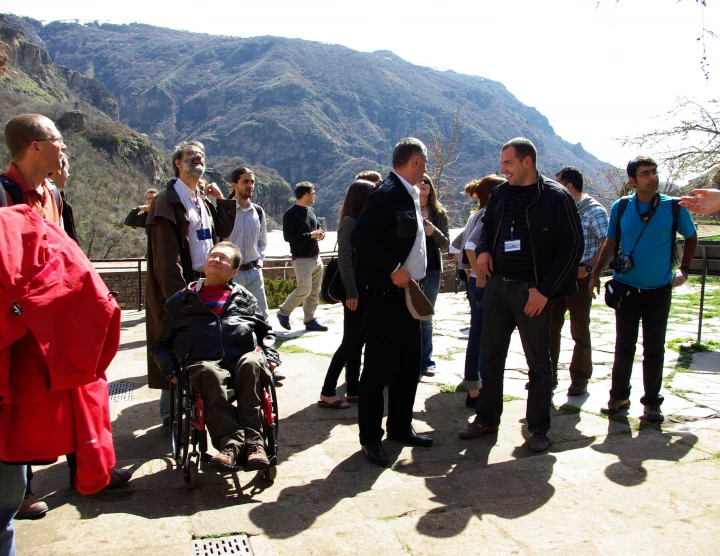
[16,493,49,520]
[210,445,240,472]
[245,443,270,471]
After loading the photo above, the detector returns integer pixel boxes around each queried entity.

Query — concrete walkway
[16,278,720,555]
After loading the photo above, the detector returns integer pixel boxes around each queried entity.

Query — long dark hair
[422,174,446,215]
[339,180,375,221]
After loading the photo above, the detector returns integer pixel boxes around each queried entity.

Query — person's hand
[679,189,720,215]
[672,269,687,288]
[268,361,277,371]
[390,265,411,288]
[524,288,548,317]
[589,274,601,299]
[478,252,493,277]
[204,182,223,199]
[170,376,178,384]
[424,219,434,236]
[138,204,150,212]
[577,267,589,279]
[310,229,325,240]
[475,275,486,289]
[345,297,358,311]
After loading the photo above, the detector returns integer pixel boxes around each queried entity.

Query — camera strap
[619,193,659,258]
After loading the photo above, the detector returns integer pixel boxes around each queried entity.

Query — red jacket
[0,206,121,494]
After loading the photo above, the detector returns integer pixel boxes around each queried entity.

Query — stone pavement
[16,278,720,555]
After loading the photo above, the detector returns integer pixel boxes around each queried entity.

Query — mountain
[31,19,614,225]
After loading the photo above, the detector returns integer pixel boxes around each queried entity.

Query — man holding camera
[589,156,697,423]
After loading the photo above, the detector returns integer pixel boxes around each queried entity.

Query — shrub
[264,278,297,309]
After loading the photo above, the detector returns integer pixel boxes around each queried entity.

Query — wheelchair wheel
[172,377,190,467]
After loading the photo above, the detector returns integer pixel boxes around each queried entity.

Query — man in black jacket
[151,242,280,471]
[459,137,583,452]
[351,137,434,466]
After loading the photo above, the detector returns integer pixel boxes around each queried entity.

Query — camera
[608,253,634,274]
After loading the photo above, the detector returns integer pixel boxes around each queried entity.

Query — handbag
[321,243,345,304]
[604,279,637,310]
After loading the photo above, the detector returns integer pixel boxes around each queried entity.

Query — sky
[7,0,719,171]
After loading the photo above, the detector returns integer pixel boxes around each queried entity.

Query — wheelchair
[168,358,279,489]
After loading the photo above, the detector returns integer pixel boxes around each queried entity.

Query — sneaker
[107,468,132,488]
[601,398,630,415]
[567,383,587,396]
[421,368,436,377]
[16,493,48,520]
[277,314,291,330]
[245,443,270,471]
[643,404,665,423]
[305,319,328,332]
[210,444,240,472]
[528,432,550,452]
[272,369,286,382]
[459,417,498,439]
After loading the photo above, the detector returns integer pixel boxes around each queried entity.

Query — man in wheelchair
[151,241,281,472]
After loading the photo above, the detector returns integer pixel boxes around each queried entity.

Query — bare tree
[427,103,464,201]
[622,98,719,180]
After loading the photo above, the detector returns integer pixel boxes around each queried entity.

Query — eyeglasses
[184,149,205,158]
[208,252,232,264]
[422,179,432,185]
[34,136,65,145]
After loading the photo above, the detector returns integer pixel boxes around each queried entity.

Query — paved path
[16,278,720,555]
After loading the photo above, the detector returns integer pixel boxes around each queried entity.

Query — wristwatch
[679,265,691,275]
[584,264,593,274]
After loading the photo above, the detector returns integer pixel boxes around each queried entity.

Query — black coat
[151,282,280,378]
[477,175,584,300]
[351,172,419,289]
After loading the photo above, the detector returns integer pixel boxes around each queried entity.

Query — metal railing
[90,258,145,311]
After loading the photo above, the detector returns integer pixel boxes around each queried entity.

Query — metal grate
[108,382,134,401]
[192,535,253,555]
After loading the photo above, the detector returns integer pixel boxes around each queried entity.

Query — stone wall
[95,253,464,310]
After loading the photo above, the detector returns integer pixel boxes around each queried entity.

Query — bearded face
[181,155,205,178]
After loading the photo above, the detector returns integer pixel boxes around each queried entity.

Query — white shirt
[392,171,426,280]
[174,178,213,272]
[226,201,267,266]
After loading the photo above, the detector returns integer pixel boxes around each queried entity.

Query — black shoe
[527,432,550,452]
[304,319,329,332]
[459,417,498,439]
[388,427,433,447]
[361,443,388,466]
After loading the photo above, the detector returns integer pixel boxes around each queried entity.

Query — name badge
[504,239,521,252]
[196,228,212,241]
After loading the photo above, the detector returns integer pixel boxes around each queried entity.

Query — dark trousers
[188,351,270,451]
[321,288,367,397]
[463,279,485,390]
[549,275,593,386]
[476,276,553,434]
[359,288,421,445]
[610,282,672,406]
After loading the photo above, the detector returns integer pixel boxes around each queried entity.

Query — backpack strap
[254,204,265,226]
[614,196,631,257]
[670,197,681,266]
[46,179,63,214]
[0,175,24,205]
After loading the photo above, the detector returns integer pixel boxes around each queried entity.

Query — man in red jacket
[0,115,129,553]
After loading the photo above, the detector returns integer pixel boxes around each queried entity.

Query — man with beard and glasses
[145,141,231,431]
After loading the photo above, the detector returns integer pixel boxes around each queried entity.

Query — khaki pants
[187,351,271,451]
[278,256,323,323]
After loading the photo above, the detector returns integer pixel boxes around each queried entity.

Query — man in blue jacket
[459,137,583,452]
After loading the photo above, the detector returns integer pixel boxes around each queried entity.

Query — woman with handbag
[460,175,506,407]
[417,174,450,378]
[318,179,375,409]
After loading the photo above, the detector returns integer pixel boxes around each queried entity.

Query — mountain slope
[36,20,613,224]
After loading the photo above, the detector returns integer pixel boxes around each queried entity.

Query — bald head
[4,114,60,162]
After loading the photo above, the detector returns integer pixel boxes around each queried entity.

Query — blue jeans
[0,461,27,556]
[475,276,553,434]
[233,266,269,320]
[420,270,441,372]
[464,278,485,390]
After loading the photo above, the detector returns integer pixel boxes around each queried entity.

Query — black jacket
[477,176,584,300]
[351,172,419,289]
[150,282,280,379]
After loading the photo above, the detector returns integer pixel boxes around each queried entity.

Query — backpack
[254,204,265,226]
[1,175,62,214]
[615,195,681,265]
